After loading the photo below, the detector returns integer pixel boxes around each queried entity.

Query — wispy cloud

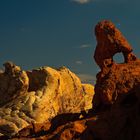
[79,44,91,48]
[77,73,96,84]
[75,61,83,65]
[71,0,93,4]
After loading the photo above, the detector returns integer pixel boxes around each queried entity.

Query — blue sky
[0,0,140,84]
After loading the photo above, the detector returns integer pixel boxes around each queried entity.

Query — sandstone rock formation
[14,20,140,140]
[0,62,29,106]
[94,20,137,70]
[0,62,94,136]
[1,20,140,140]
[11,115,96,140]
[93,20,140,108]
[83,91,140,140]
[89,20,140,140]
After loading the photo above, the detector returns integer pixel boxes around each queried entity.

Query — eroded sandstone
[89,20,140,140]
[0,63,94,136]
[94,20,137,70]
[2,20,140,140]
[93,20,140,108]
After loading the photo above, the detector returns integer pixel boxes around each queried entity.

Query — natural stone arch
[94,20,137,70]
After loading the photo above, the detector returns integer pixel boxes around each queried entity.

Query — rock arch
[94,20,137,70]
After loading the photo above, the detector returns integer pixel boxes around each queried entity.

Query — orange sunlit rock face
[93,20,140,107]
[87,20,140,140]
[94,20,137,70]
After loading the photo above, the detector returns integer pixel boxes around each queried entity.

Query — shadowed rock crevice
[0,62,29,107]
[120,92,138,108]
[27,69,48,92]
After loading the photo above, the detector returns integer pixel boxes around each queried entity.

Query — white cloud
[77,73,96,84]
[72,0,93,4]
[75,61,83,65]
[79,44,91,48]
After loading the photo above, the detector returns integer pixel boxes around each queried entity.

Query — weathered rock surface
[94,20,137,70]
[0,62,94,136]
[84,91,140,140]
[11,20,140,140]
[93,20,140,107]
[90,20,140,140]
[0,62,29,106]
[1,20,140,140]
[11,113,92,140]
[93,61,140,108]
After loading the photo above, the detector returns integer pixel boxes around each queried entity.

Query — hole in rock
[113,53,124,64]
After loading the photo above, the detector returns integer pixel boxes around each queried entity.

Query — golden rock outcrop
[0,62,94,136]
